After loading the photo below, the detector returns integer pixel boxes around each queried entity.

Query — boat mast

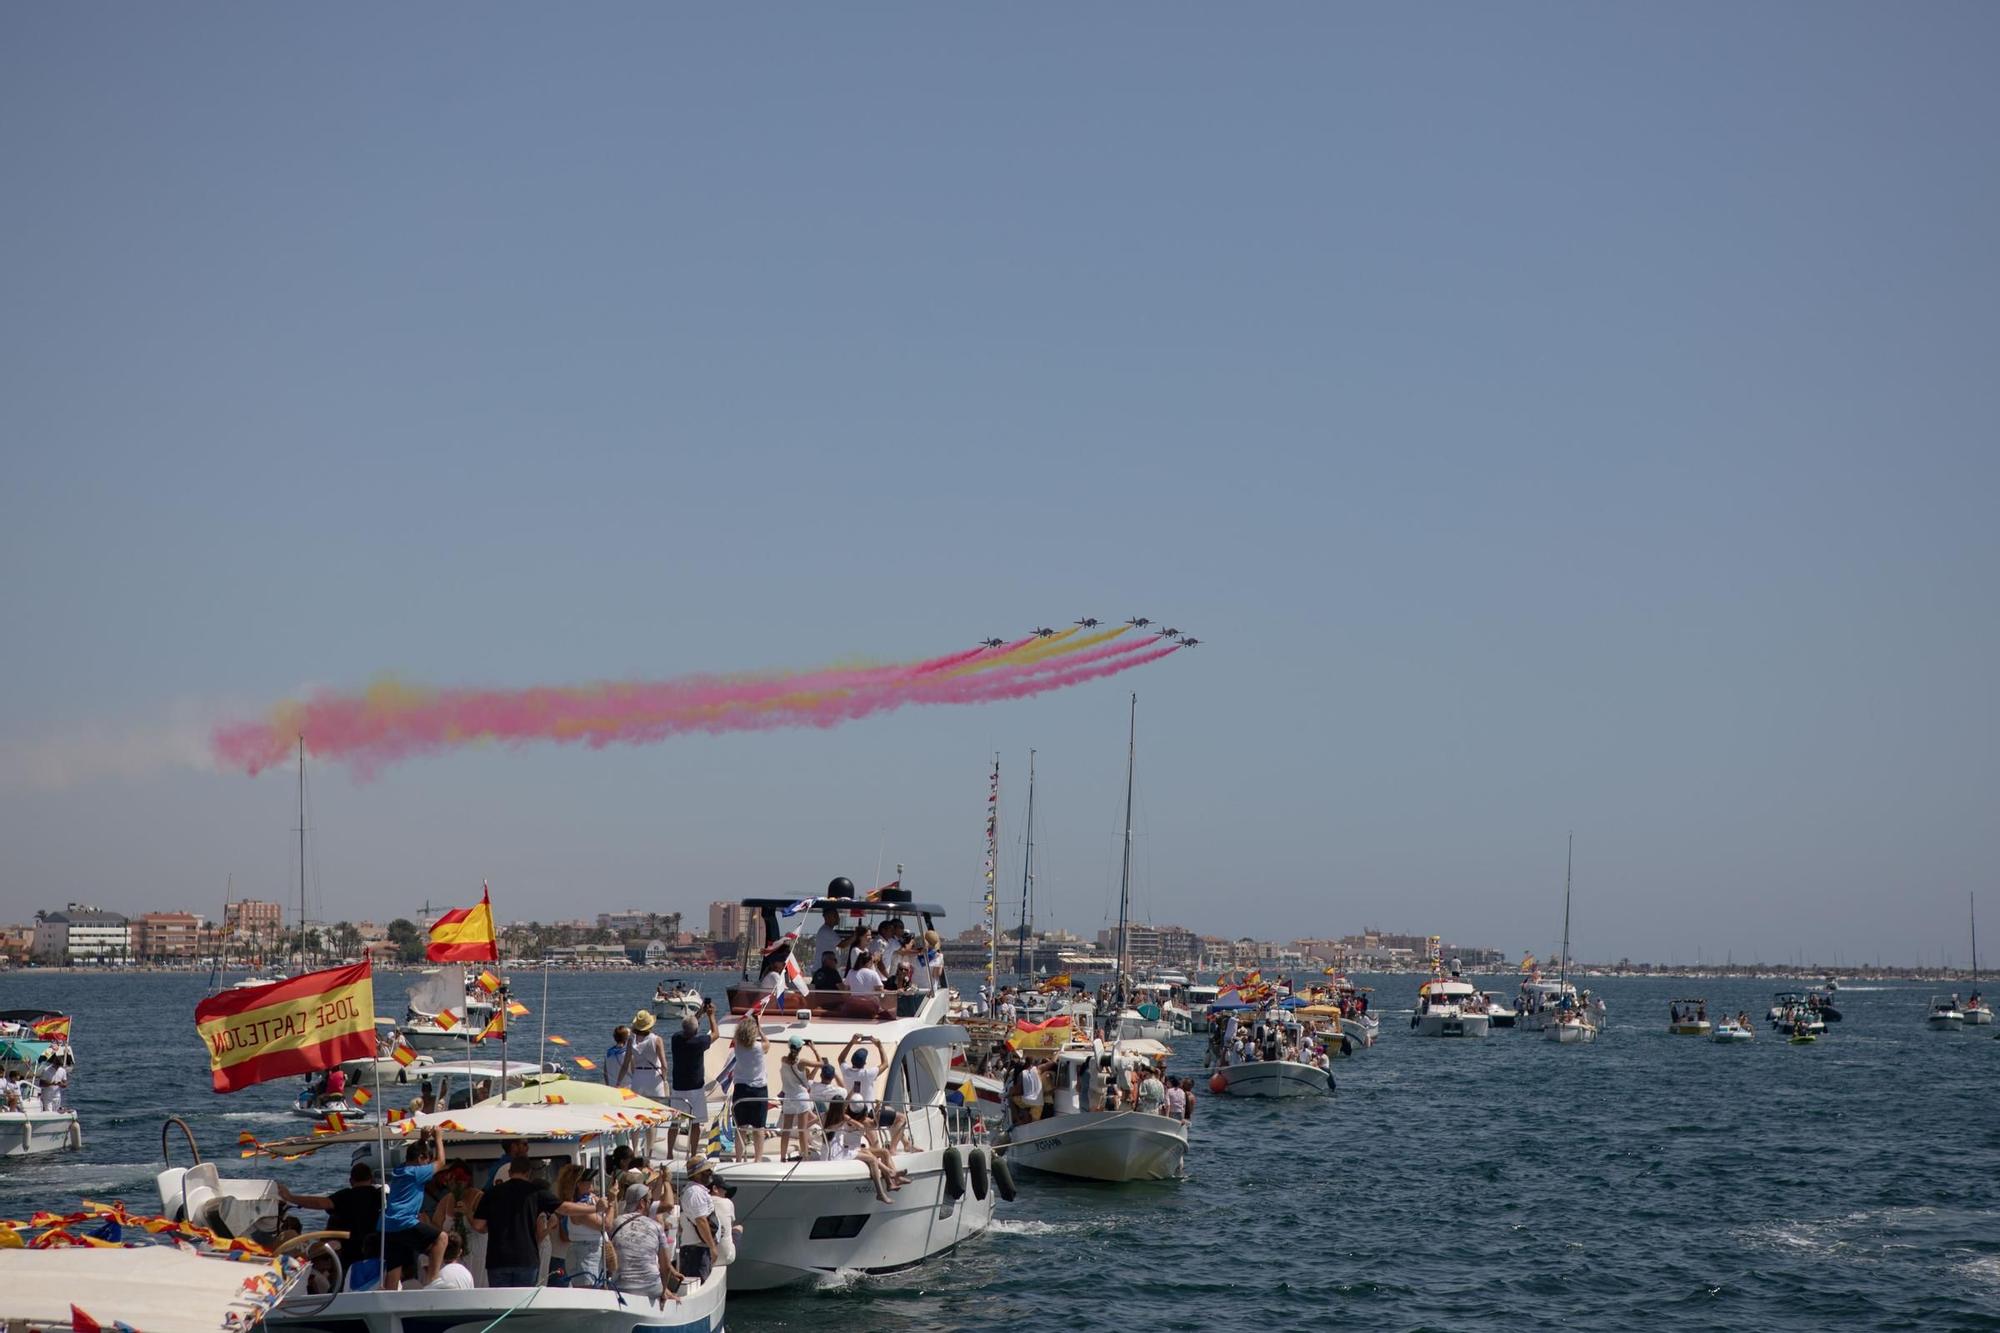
[985,757,1000,999]
[1115,694,1137,1007]
[297,736,308,973]
[1015,749,1036,977]
[1973,892,1980,986]
[1558,831,1573,988]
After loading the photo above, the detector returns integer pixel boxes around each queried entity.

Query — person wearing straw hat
[675,1156,721,1284]
[620,1009,670,1102]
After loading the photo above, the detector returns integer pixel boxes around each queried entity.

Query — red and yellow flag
[193,962,376,1094]
[1005,1013,1072,1052]
[427,885,499,963]
[390,1039,418,1067]
[506,1000,530,1018]
[474,970,501,995]
[30,1016,71,1041]
[433,1008,459,1031]
[573,1054,597,1071]
[474,1010,505,1044]
[351,1086,373,1107]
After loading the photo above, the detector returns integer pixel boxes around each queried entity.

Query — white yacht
[1711,1017,1755,1043]
[1411,977,1490,1039]
[1964,895,1993,1025]
[400,968,500,1056]
[1544,1006,1598,1044]
[1515,976,1579,1033]
[1534,835,1600,1046]
[0,1244,307,1333]
[1178,984,1220,1033]
[1002,1040,1188,1180]
[681,892,1001,1292]
[0,1011,82,1157]
[163,1100,725,1333]
[1481,992,1518,1029]
[1668,999,1713,1036]
[1927,995,1965,1028]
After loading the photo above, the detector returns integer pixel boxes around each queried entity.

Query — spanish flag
[390,1039,418,1067]
[427,885,499,963]
[351,1086,373,1107]
[1005,1013,1071,1052]
[506,1001,530,1018]
[474,970,501,995]
[1035,973,1071,993]
[474,1010,505,1044]
[30,1015,71,1041]
[433,1008,460,1031]
[193,963,376,1094]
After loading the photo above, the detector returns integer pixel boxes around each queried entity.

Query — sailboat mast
[1115,694,1137,1003]
[1015,750,1036,976]
[1973,892,1980,985]
[1558,832,1573,987]
[297,736,308,973]
[985,757,1000,998]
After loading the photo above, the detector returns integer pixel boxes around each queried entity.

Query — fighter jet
[1125,617,1152,628]
[1074,617,1101,627]
[1156,627,1181,639]
[1177,637,1201,647]
[979,638,1005,648]
[1033,627,1057,638]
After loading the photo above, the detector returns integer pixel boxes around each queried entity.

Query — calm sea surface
[4,969,1996,1331]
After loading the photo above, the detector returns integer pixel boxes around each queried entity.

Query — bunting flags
[351,1086,373,1108]
[390,1038,418,1067]
[573,1055,597,1071]
[426,885,499,963]
[433,1009,460,1031]
[192,962,376,1094]
[546,1035,570,1047]
[506,1001,530,1017]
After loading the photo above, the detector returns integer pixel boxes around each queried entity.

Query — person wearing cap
[809,951,845,992]
[620,1010,670,1103]
[776,1034,822,1161]
[675,1157,721,1283]
[607,1180,678,1304]
[837,1034,887,1111]
[662,1002,716,1160]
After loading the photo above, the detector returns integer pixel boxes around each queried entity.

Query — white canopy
[259,1094,679,1153]
[0,1246,297,1333]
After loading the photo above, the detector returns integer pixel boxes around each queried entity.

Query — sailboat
[1544,834,1599,1045]
[1001,696,1193,1177]
[1964,893,1993,1025]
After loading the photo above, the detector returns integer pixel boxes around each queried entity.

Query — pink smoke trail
[213,627,1180,777]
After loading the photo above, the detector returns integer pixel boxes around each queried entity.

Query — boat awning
[0,1246,299,1333]
[252,1095,680,1155]
[0,1039,55,1063]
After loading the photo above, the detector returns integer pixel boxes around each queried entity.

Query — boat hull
[1003,1110,1188,1182]
[1413,1013,1490,1039]
[1340,1016,1380,1047]
[0,1112,81,1158]
[1545,1021,1597,1044]
[1215,1061,1333,1097]
[1711,1027,1754,1043]
[1962,1007,1994,1026]
[709,1147,997,1291]
[267,1269,725,1333]
[1669,1022,1712,1036]
[1927,1014,1964,1028]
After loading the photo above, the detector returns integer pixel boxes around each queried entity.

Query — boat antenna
[1115,694,1137,1010]
[297,736,308,974]
[1558,831,1573,988]
[1015,749,1036,977]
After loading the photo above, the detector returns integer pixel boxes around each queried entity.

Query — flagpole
[538,956,550,1071]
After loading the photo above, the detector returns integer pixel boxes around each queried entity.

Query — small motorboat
[1668,999,1713,1036]
[1927,996,1965,1028]
[653,979,706,1018]
[1481,992,1518,1028]
[1788,1031,1819,1045]
[1711,1020,1754,1044]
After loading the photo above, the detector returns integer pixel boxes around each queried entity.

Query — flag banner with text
[194,961,376,1093]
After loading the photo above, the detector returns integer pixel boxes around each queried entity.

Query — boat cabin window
[809,1214,871,1240]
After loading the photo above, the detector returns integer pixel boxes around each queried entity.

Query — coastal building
[136,911,202,960]
[31,905,133,964]
[596,909,654,934]
[225,899,284,942]
[1094,923,1199,967]
[706,901,763,949]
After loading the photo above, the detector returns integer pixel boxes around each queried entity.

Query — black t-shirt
[327,1184,383,1242]
[474,1178,559,1269]
[670,1030,712,1091]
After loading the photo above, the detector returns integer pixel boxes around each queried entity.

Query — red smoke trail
[213,626,1180,777]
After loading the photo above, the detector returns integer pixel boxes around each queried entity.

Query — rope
[472,1283,543,1333]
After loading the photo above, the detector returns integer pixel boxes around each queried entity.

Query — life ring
[968,1147,991,1201]
[941,1145,966,1200]
[991,1152,1018,1202]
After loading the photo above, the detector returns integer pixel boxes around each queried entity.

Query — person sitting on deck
[810,951,845,992]
[846,954,886,995]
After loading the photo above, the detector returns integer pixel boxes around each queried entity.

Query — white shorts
[781,1092,813,1115]
[669,1088,707,1123]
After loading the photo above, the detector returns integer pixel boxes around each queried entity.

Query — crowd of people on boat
[0,1050,68,1114]
[987,1046,1195,1125]
[1204,1012,1335,1070]
[276,1127,739,1302]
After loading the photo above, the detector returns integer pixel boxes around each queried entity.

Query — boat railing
[722,985,927,1020]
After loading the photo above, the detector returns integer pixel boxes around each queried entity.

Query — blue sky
[2,4,1994,966]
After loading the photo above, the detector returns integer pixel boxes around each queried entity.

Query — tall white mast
[1558,831,1573,987]
[1115,694,1137,1004]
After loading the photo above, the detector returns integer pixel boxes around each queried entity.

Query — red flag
[426,885,499,963]
[71,1305,100,1333]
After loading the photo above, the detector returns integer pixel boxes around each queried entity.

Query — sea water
[4,970,1994,1331]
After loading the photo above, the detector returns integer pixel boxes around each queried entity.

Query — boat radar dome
[827,876,856,899]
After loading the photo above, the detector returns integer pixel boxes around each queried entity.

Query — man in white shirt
[837,1036,886,1110]
[676,1158,720,1283]
[39,1059,67,1113]
[847,959,885,995]
[811,907,847,971]
[1013,1060,1044,1123]
[427,1235,474,1289]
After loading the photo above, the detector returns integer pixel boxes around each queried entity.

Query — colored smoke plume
[213,624,1184,777]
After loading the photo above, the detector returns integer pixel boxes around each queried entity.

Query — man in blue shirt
[604,1024,631,1087]
[664,1003,716,1159]
[382,1125,448,1289]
